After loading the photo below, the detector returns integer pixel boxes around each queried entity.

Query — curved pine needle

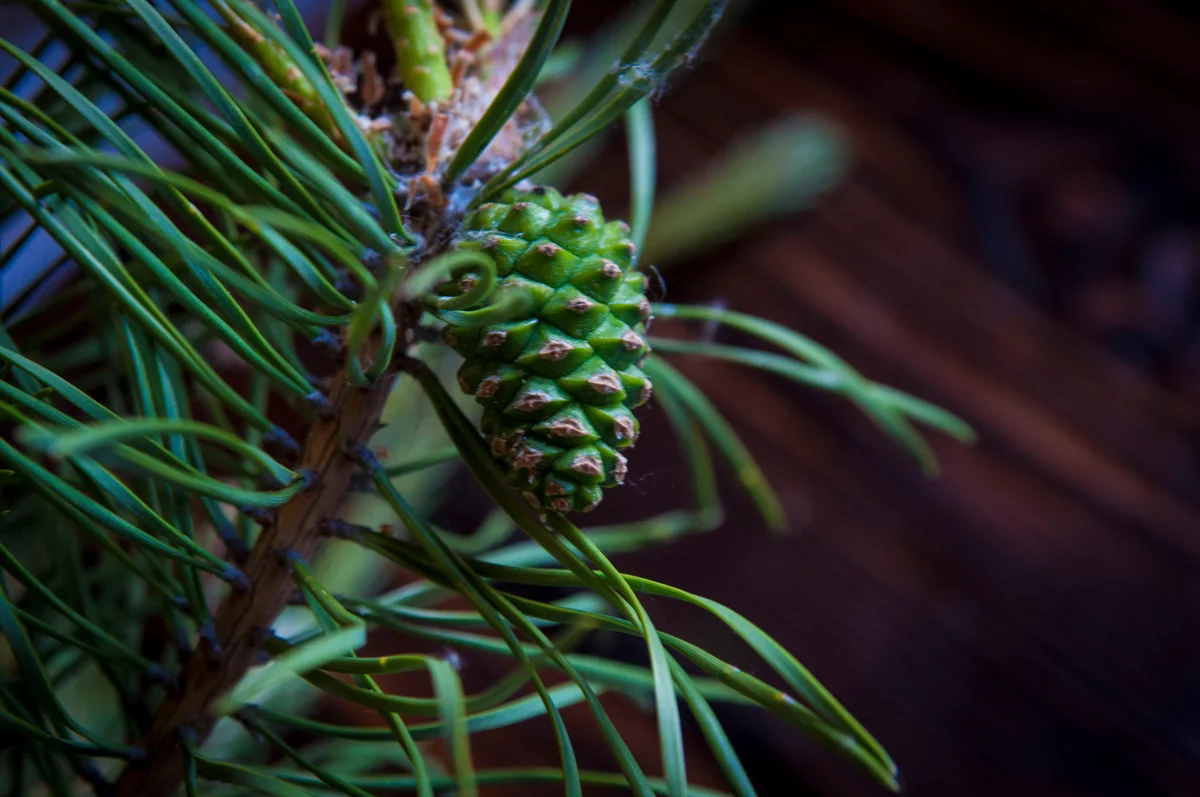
[226,0,413,243]
[444,0,573,183]
[626,98,656,254]
[654,303,975,473]
[22,418,295,486]
[218,626,366,713]
[407,250,497,309]
[483,1,726,199]
[383,445,461,477]
[356,491,589,797]
[252,681,596,742]
[0,6,933,795]
[237,713,375,797]
[272,767,734,797]
[651,337,975,443]
[650,359,723,530]
[410,361,685,797]
[645,357,786,531]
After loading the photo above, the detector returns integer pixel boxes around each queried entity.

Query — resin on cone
[443,186,653,513]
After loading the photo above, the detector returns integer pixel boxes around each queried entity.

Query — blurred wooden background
[505,1,1200,795]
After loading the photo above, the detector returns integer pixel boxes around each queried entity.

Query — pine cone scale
[447,187,652,513]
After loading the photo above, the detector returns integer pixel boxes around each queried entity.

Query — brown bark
[112,366,397,796]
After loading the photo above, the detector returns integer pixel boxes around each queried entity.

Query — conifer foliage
[0,1,972,795]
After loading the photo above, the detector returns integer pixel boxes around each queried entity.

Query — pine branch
[112,310,414,796]
[0,3,974,795]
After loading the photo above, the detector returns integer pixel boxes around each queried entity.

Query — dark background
[473,1,1200,795]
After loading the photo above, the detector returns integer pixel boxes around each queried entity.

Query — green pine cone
[442,186,653,514]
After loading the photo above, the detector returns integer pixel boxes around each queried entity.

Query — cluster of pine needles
[0,1,972,795]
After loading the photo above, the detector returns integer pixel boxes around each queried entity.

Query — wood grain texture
[533,2,1200,795]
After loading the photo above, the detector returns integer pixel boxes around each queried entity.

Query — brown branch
[113,361,400,795]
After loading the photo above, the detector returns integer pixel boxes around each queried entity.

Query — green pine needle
[0,3,971,795]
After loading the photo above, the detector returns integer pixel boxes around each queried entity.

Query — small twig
[112,315,414,796]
